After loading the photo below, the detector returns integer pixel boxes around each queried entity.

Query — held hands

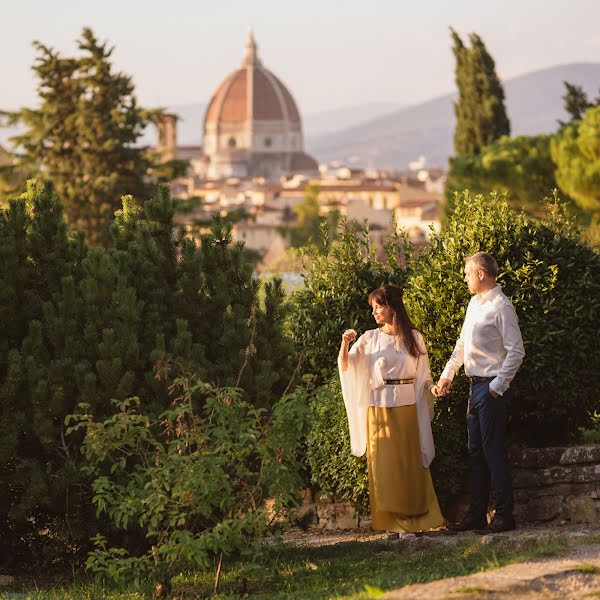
[342,329,358,344]
[431,377,452,397]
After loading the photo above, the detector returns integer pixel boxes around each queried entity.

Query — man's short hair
[465,252,498,278]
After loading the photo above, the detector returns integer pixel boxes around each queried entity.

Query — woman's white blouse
[338,328,436,467]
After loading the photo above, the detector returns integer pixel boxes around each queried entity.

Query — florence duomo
[156,30,318,181]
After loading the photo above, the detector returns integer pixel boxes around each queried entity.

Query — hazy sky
[2,0,599,114]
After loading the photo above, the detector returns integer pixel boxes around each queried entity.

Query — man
[435,252,525,534]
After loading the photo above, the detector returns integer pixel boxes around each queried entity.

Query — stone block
[513,504,528,524]
[559,445,600,465]
[298,502,316,518]
[509,447,566,469]
[566,495,599,524]
[525,496,562,522]
[358,514,372,528]
[539,464,600,485]
[300,488,313,505]
[514,489,530,503]
[314,490,334,504]
[524,482,596,498]
[512,468,538,488]
[316,502,358,530]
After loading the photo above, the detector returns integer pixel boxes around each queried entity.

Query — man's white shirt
[440,284,525,396]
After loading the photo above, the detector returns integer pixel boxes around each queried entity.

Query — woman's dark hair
[368,284,423,358]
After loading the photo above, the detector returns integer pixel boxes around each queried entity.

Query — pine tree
[0,181,296,562]
[0,181,89,559]
[451,29,510,156]
[1,28,186,246]
[562,82,591,122]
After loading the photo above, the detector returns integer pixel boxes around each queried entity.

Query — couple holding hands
[338,252,525,536]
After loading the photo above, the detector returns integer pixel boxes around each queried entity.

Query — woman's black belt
[383,378,415,385]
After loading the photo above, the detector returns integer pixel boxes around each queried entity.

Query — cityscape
[1,2,599,598]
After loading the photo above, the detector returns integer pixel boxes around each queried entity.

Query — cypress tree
[562,82,591,122]
[451,29,510,156]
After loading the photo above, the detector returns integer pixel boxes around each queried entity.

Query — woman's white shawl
[338,328,436,468]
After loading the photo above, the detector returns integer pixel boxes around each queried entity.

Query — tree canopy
[451,29,510,156]
[0,28,185,245]
[552,105,600,211]
[447,134,559,215]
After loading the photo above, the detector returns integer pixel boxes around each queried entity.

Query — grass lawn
[10,533,582,599]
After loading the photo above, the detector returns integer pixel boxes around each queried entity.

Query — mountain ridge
[306,62,600,168]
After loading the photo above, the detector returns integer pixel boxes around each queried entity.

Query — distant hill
[306,63,600,169]
[136,100,401,147]
[302,102,400,137]
[3,63,599,167]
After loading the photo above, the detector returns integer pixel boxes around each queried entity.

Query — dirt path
[284,524,600,599]
[385,542,600,599]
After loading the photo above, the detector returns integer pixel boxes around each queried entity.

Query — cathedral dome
[202,31,317,179]
[204,33,301,130]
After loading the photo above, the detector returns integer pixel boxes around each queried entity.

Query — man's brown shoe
[445,515,487,532]
[474,516,516,535]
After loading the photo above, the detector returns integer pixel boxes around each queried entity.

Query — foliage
[561,81,599,124]
[451,29,510,156]
[281,184,340,250]
[551,105,600,212]
[305,378,369,514]
[288,220,410,383]
[446,134,559,215]
[407,192,600,448]
[297,193,600,515]
[0,28,186,245]
[66,374,310,594]
[577,412,600,444]
[0,180,294,568]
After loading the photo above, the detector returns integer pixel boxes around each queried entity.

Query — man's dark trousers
[466,380,514,521]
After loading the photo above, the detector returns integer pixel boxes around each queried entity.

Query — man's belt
[383,378,415,385]
[468,376,495,384]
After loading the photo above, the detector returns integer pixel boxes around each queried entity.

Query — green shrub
[306,378,369,514]
[446,134,559,216]
[68,373,311,594]
[0,180,295,567]
[298,192,600,514]
[289,220,410,384]
[407,191,600,447]
[290,223,412,511]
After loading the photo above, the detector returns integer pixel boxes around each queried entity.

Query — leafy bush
[305,378,369,514]
[68,373,311,595]
[0,180,295,566]
[298,192,600,512]
[408,191,600,447]
[289,220,410,384]
[446,134,559,215]
[552,105,600,211]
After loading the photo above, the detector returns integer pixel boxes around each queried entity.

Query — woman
[338,284,444,534]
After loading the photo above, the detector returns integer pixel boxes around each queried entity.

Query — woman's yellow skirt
[367,404,444,533]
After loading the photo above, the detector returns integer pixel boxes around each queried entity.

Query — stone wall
[298,490,368,530]
[299,444,600,530]
[510,444,600,525]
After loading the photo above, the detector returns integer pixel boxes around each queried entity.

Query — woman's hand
[342,329,358,344]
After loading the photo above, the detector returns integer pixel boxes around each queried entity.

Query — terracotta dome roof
[204,33,301,129]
